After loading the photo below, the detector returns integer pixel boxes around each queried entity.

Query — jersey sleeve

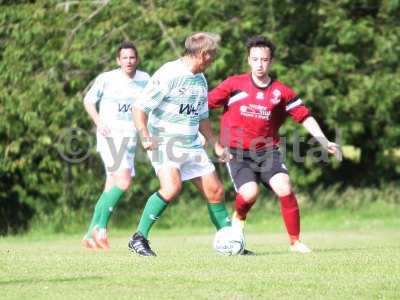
[84,74,105,104]
[282,85,310,123]
[199,102,209,120]
[135,67,170,113]
[208,77,233,109]
[199,76,209,120]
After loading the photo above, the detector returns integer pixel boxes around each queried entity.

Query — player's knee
[238,183,259,202]
[159,184,182,201]
[207,183,224,203]
[269,173,292,197]
[274,184,292,197]
[215,184,225,201]
[115,177,131,191]
[239,189,259,203]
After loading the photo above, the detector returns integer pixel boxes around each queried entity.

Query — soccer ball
[213,226,245,256]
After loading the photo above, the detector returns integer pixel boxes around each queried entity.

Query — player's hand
[97,122,111,137]
[214,142,232,163]
[199,132,207,147]
[141,136,157,151]
[326,141,342,161]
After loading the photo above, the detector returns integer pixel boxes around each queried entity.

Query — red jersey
[208,74,310,151]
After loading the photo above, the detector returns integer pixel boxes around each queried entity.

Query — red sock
[235,194,255,220]
[279,192,300,243]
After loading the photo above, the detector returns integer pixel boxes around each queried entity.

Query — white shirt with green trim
[84,68,150,136]
[135,59,209,149]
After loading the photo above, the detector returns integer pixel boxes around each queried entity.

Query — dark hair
[246,36,275,58]
[116,41,138,58]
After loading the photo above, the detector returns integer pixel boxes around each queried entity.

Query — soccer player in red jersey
[208,36,342,253]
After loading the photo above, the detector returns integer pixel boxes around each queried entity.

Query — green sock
[86,192,108,238]
[207,202,232,230]
[98,186,125,229]
[137,192,168,239]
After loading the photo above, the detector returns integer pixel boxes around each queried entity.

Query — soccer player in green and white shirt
[81,41,150,250]
[128,32,232,256]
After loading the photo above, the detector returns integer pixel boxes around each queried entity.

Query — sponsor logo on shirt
[118,103,133,113]
[256,91,264,100]
[239,104,271,120]
[171,85,207,97]
[179,103,201,116]
[271,89,281,105]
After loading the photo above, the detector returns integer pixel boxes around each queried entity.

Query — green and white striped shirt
[136,59,209,149]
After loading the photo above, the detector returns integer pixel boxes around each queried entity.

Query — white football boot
[231,211,245,232]
[290,240,312,253]
[232,212,255,255]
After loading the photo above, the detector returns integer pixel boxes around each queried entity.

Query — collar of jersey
[249,73,274,90]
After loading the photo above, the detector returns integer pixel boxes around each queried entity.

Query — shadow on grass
[241,245,400,256]
[313,245,400,253]
[0,275,103,286]
[241,250,289,256]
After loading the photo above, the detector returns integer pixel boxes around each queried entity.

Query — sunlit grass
[1,206,400,300]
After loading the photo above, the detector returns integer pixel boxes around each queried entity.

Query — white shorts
[97,133,137,177]
[147,146,215,181]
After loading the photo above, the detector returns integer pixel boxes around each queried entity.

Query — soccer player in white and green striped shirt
[128,32,232,256]
[81,41,150,250]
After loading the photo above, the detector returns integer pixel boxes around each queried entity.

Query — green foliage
[0,0,399,234]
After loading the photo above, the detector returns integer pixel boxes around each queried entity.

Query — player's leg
[191,171,231,230]
[231,182,259,253]
[129,167,182,256]
[268,173,298,241]
[268,172,311,253]
[137,167,181,237]
[98,169,131,227]
[177,148,230,229]
[226,157,259,224]
[83,170,132,250]
[234,182,259,221]
[83,136,134,250]
[225,156,261,255]
[92,169,132,249]
[192,171,255,255]
[81,175,113,250]
[258,150,310,253]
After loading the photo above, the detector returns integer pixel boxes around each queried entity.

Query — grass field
[1,205,400,300]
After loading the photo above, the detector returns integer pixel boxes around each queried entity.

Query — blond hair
[184,32,221,56]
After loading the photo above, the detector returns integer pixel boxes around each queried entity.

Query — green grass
[1,204,400,300]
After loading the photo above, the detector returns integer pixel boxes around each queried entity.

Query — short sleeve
[208,77,233,109]
[135,68,170,113]
[282,85,310,123]
[199,99,209,120]
[84,74,105,104]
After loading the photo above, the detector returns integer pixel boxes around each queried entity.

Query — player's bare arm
[132,106,156,150]
[83,101,110,136]
[199,119,232,162]
[302,116,342,160]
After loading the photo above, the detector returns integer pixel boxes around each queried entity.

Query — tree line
[1,0,399,234]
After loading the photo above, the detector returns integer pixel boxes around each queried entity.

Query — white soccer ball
[213,226,245,256]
